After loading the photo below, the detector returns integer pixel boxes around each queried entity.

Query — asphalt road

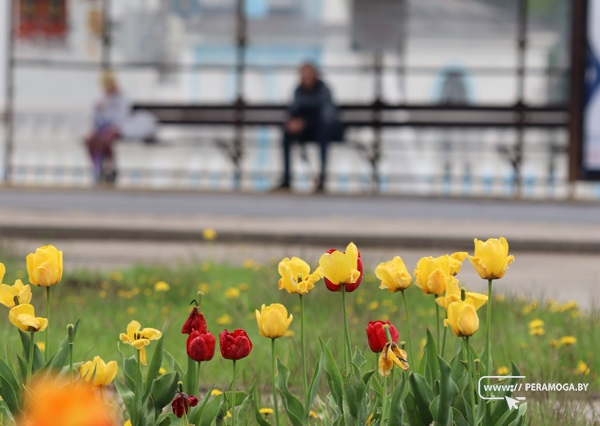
[0,188,599,223]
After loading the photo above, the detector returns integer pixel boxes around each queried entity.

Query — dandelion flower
[154,281,170,292]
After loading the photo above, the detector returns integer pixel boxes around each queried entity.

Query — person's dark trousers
[281,118,335,187]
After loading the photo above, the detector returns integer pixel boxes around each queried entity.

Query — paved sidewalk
[0,187,599,253]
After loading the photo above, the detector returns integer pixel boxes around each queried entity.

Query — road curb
[1,224,598,254]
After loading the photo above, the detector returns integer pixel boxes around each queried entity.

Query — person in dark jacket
[276,63,342,192]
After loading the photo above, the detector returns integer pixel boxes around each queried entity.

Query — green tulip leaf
[162,351,184,379]
[435,355,458,426]
[351,347,367,370]
[403,392,422,426]
[0,359,20,400]
[199,394,224,426]
[276,358,306,426]
[409,372,435,425]
[387,372,407,426]
[18,330,44,375]
[188,385,215,424]
[0,400,14,423]
[0,373,19,416]
[307,353,324,413]
[370,373,385,399]
[184,355,197,397]
[250,384,273,426]
[224,391,249,409]
[122,355,139,392]
[420,330,439,386]
[452,407,470,426]
[115,376,137,425]
[144,328,165,399]
[319,338,344,411]
[149,371,179,413]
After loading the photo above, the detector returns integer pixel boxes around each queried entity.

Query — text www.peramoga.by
[483,383,589,392]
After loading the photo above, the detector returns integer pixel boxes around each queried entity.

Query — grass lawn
[0,253,597,424]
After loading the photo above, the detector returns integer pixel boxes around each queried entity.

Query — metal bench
[132,102,569,190]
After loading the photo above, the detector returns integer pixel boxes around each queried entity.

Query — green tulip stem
[271,339,280,426]
[45,287,51,362]
[382,374,388,423]
[486,279,493,374]
[401,291,415,364]
[68,341,73,383]
[136,349,142,414]
[232,359,238,426]
[27,331,34,382]
[341,285,352,370]
[197,361,202,397]
[299,294,308,408]
[465,337,476,422]
[180,412,189,426]
[435,295,440,350]
[441,324,448,358]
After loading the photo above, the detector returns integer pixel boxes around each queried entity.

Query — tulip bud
[219,329,253,360]
[366,321,399,353]
[67,324,75,344]
[186,330,216,362]
[181,305,207,335]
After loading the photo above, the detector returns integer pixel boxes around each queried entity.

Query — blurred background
[0,0,593,198]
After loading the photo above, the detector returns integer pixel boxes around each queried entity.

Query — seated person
[277,63,343,192]
[85,71,129,184]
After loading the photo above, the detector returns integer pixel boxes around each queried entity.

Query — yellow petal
[140,327,162,341]
[0,263,5,283]
[139,347,147,365]
[126,320,141,340]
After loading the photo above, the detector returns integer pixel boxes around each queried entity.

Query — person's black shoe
[314,180,325,194]
[272,181,291,192]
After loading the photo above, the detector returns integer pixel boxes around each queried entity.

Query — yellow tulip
[119,320,162,365]
[79,356,118,387]
[255,303,293,339]
[8,304,48,332]
[435,279,487,310]
[375,256,411,293]
[26,245,63,287]
[448,252,468,276]
[413,255,455,295]
[468,237,514,280]
[278,257,323,294]
[318,242,361,285]
[0,279,32,308]
[378,342,409,376]
[444,300,479,337]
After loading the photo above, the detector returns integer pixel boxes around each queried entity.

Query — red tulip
[171,391,199,418]
[219,329,252,360]
[366,320,399,353]
[181,306,207,335]
[323,248,364,293]
[186,330,216,362]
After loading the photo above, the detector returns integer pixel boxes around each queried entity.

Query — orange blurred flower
[19,376,116,426]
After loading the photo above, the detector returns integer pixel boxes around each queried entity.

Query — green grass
[0,257,597,424]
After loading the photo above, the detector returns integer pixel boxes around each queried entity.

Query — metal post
[3,0,15,183]
[513,0,528,198]
[568,0,587,185]
[101,0,111,70]
[371,51,383,192]
[233,0,246,190]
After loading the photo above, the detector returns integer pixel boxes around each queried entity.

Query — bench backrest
[132,103,568,128]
